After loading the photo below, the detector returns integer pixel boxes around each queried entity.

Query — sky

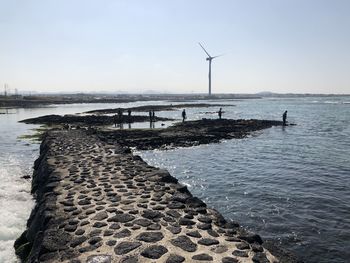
[0,0,349,94]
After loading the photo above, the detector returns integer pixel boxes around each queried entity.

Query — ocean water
[138,96,350,263]
[0,97,349,262]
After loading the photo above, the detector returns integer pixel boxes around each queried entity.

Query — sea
[0,96,349,263]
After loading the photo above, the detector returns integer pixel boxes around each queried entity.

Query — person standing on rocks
[218,108,223,119]
[113,114,118,127]
[283,110,288,126]
[152,110,155,122]
[127,109,132,123]
[149,110,152,123]
[182,109,187,122]
[118,109,123,124]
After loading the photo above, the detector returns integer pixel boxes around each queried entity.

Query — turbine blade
[212,54,224,59]
[198,42,211,57]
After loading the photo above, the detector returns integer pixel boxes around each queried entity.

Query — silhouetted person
[283,110,287,126]
[113,114,118,127]
[152,110,155,122]
[118,109,123,124]
[149,110,152,123]
[127,109,132,123]
[218,108,223,119]
[182,109,186,122]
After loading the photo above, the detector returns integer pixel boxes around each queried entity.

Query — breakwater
[14,128,299,263]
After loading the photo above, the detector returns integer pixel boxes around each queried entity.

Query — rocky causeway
[15,119,298,263]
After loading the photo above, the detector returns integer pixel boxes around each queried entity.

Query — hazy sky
[1,0,349,94]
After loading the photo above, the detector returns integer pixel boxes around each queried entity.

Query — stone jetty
[15,118,299,263]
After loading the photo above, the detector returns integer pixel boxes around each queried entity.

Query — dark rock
[92,211,108,221]
[168,202,185,209]
[207,229,219,237]
[222,257,238,263]
[65,224,78,232]
[114,241,142,255]
[252,252,270,263]
[186,230,202,238]
[147,223,161,230]
[133,218,152,227]
[70,236,87,247]
[107,213,135,223]
[166,210,181,218]
[232,250,248,257]
[171,235,197,252]
[166,226,181,234]
[252,244,264,252]
[136,232,164,243]
[186,197,206,208]
[141,210,163,220]
[179,218,196,226]
[93,222,107,228]
[88,236,102,245]
[120,256,139,263]
[198,216,212,223]
[198,238,220,246]
[166,254,185,263]
[238,234,263,244]
[106,240,117,246]
[236,242,250,250]
[192,253,213,261]
[114,229,131,238]
[141,245,168,259]
[197,223,212,230]
[42,229,71,252]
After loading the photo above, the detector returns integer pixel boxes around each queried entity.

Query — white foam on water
[0,161,33,263]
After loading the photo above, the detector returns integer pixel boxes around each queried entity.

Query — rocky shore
[20,114,173,126]
[15,125,299,263]
[98,119,286,150]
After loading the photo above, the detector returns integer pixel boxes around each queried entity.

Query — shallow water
[0,97,349,262]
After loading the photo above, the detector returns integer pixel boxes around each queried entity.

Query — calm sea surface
[0,97,349,262]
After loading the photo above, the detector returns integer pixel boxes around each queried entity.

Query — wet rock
[141,245,168,259]
[171,235,197,252]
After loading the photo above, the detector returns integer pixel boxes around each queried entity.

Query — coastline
[15,127,300,262]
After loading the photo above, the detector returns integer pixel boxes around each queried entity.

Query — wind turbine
[199,43,222,96]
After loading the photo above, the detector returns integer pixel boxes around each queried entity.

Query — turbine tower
[199,43,221,96]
